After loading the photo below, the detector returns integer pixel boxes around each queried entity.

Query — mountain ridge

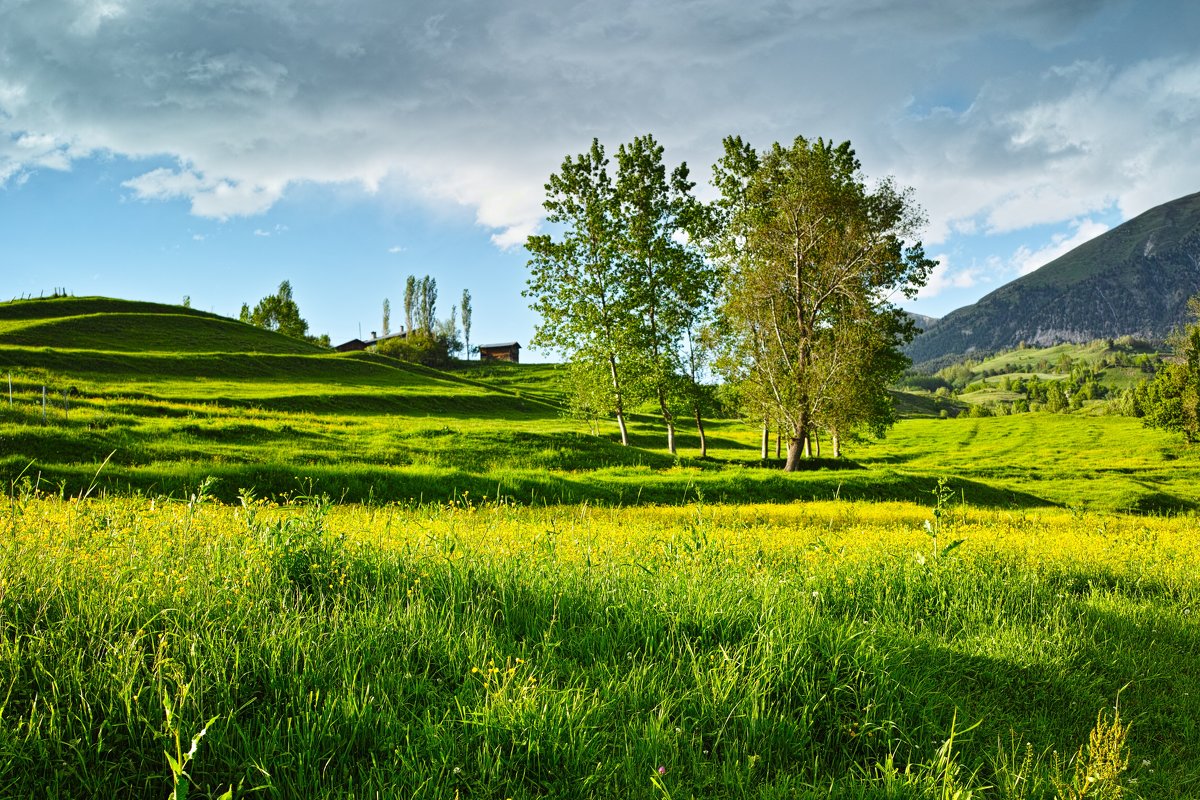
[906,190,1200,368]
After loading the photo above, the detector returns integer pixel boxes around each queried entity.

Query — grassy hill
[0,295,324,354]
[7,300,1200,798]
[2,295,1200,511]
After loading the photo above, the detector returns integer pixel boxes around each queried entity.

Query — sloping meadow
[1,492,1196,798]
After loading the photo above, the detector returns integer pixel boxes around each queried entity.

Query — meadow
[3,491,1198,798]
[3,296,1200,797]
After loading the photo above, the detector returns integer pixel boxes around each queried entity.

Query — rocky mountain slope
[907,191,1200,368]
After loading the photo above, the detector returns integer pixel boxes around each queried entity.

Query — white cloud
[918,254,984,300]
[0,0,1197,256]
[387,245,406,254]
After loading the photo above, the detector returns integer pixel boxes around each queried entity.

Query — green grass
[1,495,1195,798]
[0,313,324,354]
[3,294,1200,514]
[4,295,1200,797]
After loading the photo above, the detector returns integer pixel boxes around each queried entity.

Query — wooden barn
[478,342,521,363]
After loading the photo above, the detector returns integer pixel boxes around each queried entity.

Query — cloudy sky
[2,0,1199,355]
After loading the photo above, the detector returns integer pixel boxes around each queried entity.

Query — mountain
[906,190,1200,369]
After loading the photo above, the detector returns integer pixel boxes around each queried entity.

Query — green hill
[908,190,1200,367]
[0,296,323,354]
[3,294,1200,512]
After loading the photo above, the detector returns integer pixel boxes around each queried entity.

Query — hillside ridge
[907,190,1200,367]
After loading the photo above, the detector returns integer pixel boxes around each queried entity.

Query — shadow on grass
[1,460,1055,510]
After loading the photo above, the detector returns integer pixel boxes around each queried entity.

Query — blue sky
[3,0,1200,358]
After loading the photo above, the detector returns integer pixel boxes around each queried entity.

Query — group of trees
[240,281,330,347]
[525,136,716,454]
[377,277,473,368]
[525,134,934,469]
[239,279,475,365]
[1135,296,1200,442]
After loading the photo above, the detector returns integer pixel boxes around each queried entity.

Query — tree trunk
[608,354,629,446]
[761,421,770,460]
[832,429,841,458]
[693,406,707,458]
[784,437,803,471]
[775,430,781,459]
[812,429,820,458]
[802,435,811,459]
[656,388,676,455]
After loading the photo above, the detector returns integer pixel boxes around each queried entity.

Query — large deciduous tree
[524,139,641,445]
[526,136,716,451]
[614,134,713,454]
[712,136,934,470]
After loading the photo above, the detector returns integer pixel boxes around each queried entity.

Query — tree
[1137,296,1200,442]
[247,280,310,340]
[404,276,416,333]
[613,134,713,454]
[416,276,437,333]
[377,311,461,367]
[525,139,641,445]
[813,307,914,456]
[461,289,473,360]
[526,135,719,451]
[711,136,934,470]
[382,298,391,337]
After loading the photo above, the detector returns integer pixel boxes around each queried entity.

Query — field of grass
[4,345,1200,513]
[3,492,1197,798]
[4,295,1200,797]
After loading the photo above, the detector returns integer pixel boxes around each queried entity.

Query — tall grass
[1,491,1195,797]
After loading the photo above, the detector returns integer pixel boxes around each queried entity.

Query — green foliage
[1051,707,1132,800]
[711,135,934,466]
[524,138,643,444]
[376,323,461,368]
[460,289,472,359]
[1136,296,1200,442]
[246,280,310,340]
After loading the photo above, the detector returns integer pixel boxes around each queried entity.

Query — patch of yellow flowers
[5,494,1198,600]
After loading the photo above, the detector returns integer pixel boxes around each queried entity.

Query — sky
[3,0,1200,359]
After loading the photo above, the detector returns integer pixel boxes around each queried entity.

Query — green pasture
[2,294,1199,512]
[2,496,1196,798]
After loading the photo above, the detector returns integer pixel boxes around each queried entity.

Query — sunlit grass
[1,492,1196,797]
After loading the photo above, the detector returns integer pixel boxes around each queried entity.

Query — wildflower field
[3,489,1197,798]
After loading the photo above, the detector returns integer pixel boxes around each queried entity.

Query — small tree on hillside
[1136,295,1200,442]
[382,298,391,337]
[461,289,473,360]
[248,280,309,340]
[404,276,416,333]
